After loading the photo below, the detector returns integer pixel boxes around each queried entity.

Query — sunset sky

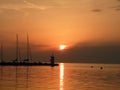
[0,0,120,63]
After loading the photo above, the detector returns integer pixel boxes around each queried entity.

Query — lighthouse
[50,54,55,67]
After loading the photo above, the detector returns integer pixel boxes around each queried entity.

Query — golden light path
[60,63,64,90]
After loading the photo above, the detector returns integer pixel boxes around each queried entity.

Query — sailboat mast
[16,34,19,61]
[27,34,30,61]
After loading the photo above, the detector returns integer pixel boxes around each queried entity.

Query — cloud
[115,5,120,11]
[0,8,25,19]
[23,0,49,10]
[0,0,53,18]
[0,0,25,5]
[63,43,120,63]
[91,9,102,12]
[31,44,50,48]
[0,0,52,13]
[111,5,120,11]
[116,8,120,11]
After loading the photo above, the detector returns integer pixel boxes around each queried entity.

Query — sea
[0,63,120,90]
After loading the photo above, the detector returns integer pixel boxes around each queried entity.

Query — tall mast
[18,46,21,61]
[16,34,18,61]
[27,34,30,61]
[26,34,32,62]
[1,43,3,63]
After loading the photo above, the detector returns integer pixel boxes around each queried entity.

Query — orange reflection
[60,63,64,90]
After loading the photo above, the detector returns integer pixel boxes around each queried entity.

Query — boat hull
[0,62,59,66]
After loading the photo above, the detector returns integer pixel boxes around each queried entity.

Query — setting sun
[59,45,66,50]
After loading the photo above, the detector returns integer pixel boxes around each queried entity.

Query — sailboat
[23,34,31,63]
[13,34,21,63]
[0,34,59,66]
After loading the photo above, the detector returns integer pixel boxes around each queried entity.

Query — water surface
[0,63,120,90]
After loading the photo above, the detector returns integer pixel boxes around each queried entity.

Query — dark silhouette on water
[50,53,56,67]
[100,67,103,70]
[91,66,94,68]
[0,34,59,67]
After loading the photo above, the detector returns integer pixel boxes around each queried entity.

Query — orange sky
[0,0,120,62]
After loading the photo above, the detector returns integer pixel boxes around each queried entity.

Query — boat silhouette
[0,34,59,67]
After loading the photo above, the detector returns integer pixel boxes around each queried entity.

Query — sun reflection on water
[60,63,64,90]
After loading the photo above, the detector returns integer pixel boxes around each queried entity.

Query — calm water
[0,63,120,90]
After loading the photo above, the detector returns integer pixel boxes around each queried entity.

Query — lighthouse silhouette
[50,53,55,67]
